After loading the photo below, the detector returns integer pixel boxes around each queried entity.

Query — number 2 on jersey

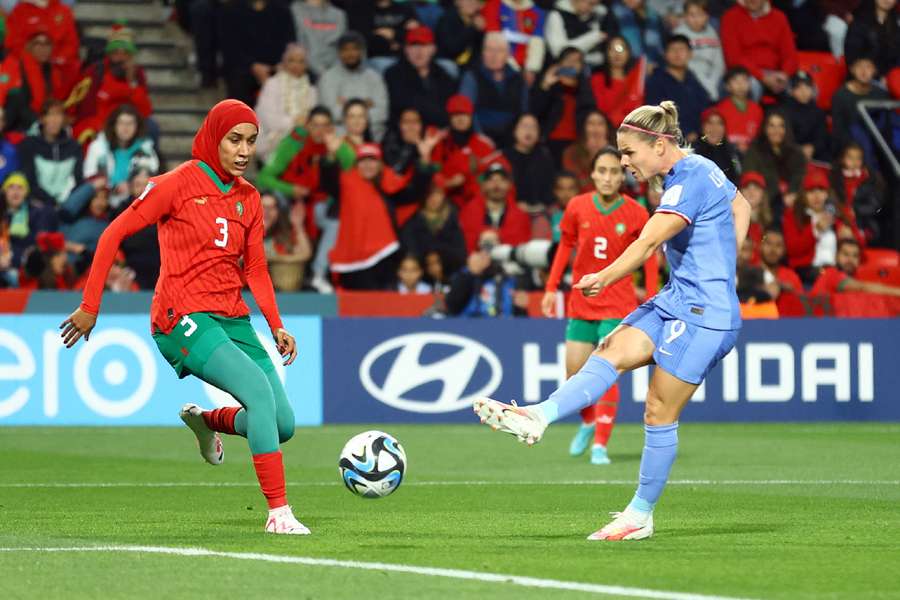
[214,217,228,248]
[593,236,608,259]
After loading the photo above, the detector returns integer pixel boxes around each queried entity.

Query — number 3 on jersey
[593,236,608,259]
[214,217,228,248]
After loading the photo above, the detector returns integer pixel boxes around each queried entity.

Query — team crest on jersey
[194,196,208,205]
[615,222,626,235]
[235,201,244,217]
[581,221,590,228]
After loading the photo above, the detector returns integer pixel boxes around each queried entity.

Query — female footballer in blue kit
[474,101,751,541]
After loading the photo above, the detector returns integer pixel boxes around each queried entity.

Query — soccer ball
[338,430,407,498]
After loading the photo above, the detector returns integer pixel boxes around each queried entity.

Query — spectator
[292,0,347,78]
[320,134,440,289]
[444,229,529,316]
[430,94,496,207]
[530,47,597,164]
[548,170,580,241]
[830,55,890,170]
[384,26,457,128]
[114,167,160,290]
[5,0,79,73]
[459,160,531,251]
[830,141,885,245]
[811,237,900,297]
[57,177,112,258]
[609,0,665,67]
[759,228,804,300]
[382,108,424,176]
[561,109,612,191]
[589,35,644,127]
[1,172,57,278]
[482,0,547,79]
[544,0,618,70]
[344,0,418,65]
[3,31,74,134]
[258,106,332,206]
[400,178,468,276]
[0,19,20,113]
[20,231,78,290]
[435,0,486,70]
[645,34,711,142]
[459,32,528,147]
[743,110,806,213]
[673,0,725,101]
[720,0,798,98]
[782,169,839,283]
[83,105,159,210]
[67,23,153,145]
[778,70,830,162]
[261,192,313,291]
[318,32,390,140]
[714,67,764,153]
[502,114,556,213]
[395,253,432,293]
[17,99,83,206]
[779,0,834,54]
[843,0,899,78]
[0,108,19,184]
[739,170,772,256]
[736,237,776,302]
[254,43,318,162]
[220,0,296,106]
[424,249,451,293]
[694,107,741,185]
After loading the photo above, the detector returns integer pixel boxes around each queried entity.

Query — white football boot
[265,505,311,535]
[587,508,654,541]
[179,403,224,465]
[473,397,548,446]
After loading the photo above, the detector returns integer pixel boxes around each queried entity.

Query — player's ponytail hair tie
[619,123,676,139]
[192,99,260,182]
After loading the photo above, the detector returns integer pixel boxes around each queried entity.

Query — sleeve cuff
[655,208,692,225]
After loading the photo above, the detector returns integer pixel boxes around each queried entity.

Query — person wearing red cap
[738,171,773,263]
[782,169,841,285]
[384,25,457,128]
[458,158,531,252]
[320,130,442,288]
[59,100,311,536]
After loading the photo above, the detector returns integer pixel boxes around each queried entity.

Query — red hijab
[191,99,259,182]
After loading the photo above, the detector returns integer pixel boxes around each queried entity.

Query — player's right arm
[542,203,578,317]
[731,190,751,252]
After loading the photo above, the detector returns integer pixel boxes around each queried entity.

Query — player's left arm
[731,190,752,252]
[575,213,687,296]
[243,193,297,365]
[843,278,900,297]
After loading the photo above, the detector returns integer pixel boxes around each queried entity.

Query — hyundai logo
[359,332,502,413]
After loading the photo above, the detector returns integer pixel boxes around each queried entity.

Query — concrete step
[145,67,198,90]
[154,112,205,134]
[136,46,187,69]
[82,24,183,46]
[158,132,193,159]
[74,2,167,24]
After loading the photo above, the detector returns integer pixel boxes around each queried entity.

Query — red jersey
[811,266,850,296]
[81,160,283,335]
[715,97,763,151]
[546,193,653,320]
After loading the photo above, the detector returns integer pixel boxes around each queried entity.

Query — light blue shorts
[622,300,739,385]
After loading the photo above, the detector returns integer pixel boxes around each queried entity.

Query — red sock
[252,450,288,509]
[202,407,240,435]
[579,404,596,425]
[594,384,620,447]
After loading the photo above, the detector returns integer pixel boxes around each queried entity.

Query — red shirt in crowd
[810,266,849,296]
[459,193,531,252]
[720,2,798,80]
[715,96,763,151]
[5,0,80,69]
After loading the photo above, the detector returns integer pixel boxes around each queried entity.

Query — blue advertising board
[0,315,322,426]
[323,318,900,423]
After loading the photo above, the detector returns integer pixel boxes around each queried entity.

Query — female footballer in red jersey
[542,147,658,464]
[59,100,310,535]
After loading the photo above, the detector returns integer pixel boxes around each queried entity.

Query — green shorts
[152,312,274,378]
[565,318,622,345]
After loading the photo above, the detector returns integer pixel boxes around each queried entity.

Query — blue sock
[536,356,618,423]
[628,423,679,515]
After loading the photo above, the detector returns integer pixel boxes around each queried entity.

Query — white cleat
[179,403,224,466]
[473,397,548,446]
[587,509,654,541]
[265,505,311,535]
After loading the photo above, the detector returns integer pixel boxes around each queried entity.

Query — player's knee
[643,393,675,426]
[277,412,296,443]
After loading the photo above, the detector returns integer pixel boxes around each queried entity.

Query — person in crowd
[459,32,528,147]
[292,0,347,78]
[736,237,776,303]
[738,171,773,258]
[261,192,313,292]
[720,0,798,98]
[843,0,898,78]
[502,114,557,213]
[742,110,807,215]
[482,0,547,80]
[444,229,529,316]
[344,0,419,65]
[382,108,424,175]
[3,30,75,133]
[254,44,318,162]
[384,26,457,128]
[693,107,741,185]
[318,32,390,140]
[5,0,79,72]
[609,0,665,67]
[435,0,486,70]
[714,67,763,154]
[830,141,885,245]
[400,178,468,276]
[548,170,580,242]
[530,47,597,165]
[219,0,296,106]
[0,108,19,184]
[113,167,160,290]
[759,228,804,304]
[57,176,113,259]
[777,70,830,162]
[645,34,711,142]
[21,230,78,290]
[423,249,451,293]
[782,170,840,284]
[459,160,531,251]
[590,35,644,128]
[83,105,159,209]
[811,237,900,297]
[830,54,891,170]
[544,0,618,71]
[1,172,57,284]
[561,110,612,192]
[673,0,724,101]
[17,99,83,206]
[395,253,432,293]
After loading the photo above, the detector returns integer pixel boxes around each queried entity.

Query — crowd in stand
[1,0,899,316]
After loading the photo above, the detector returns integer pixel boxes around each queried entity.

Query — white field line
[0,544,757,600]
[0,479,898,489]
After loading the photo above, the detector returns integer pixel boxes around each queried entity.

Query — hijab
[191,99,259,182]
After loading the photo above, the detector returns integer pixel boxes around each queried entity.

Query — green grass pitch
[1,423,899,599]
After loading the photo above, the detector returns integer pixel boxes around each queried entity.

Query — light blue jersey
[653,154,741,331]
